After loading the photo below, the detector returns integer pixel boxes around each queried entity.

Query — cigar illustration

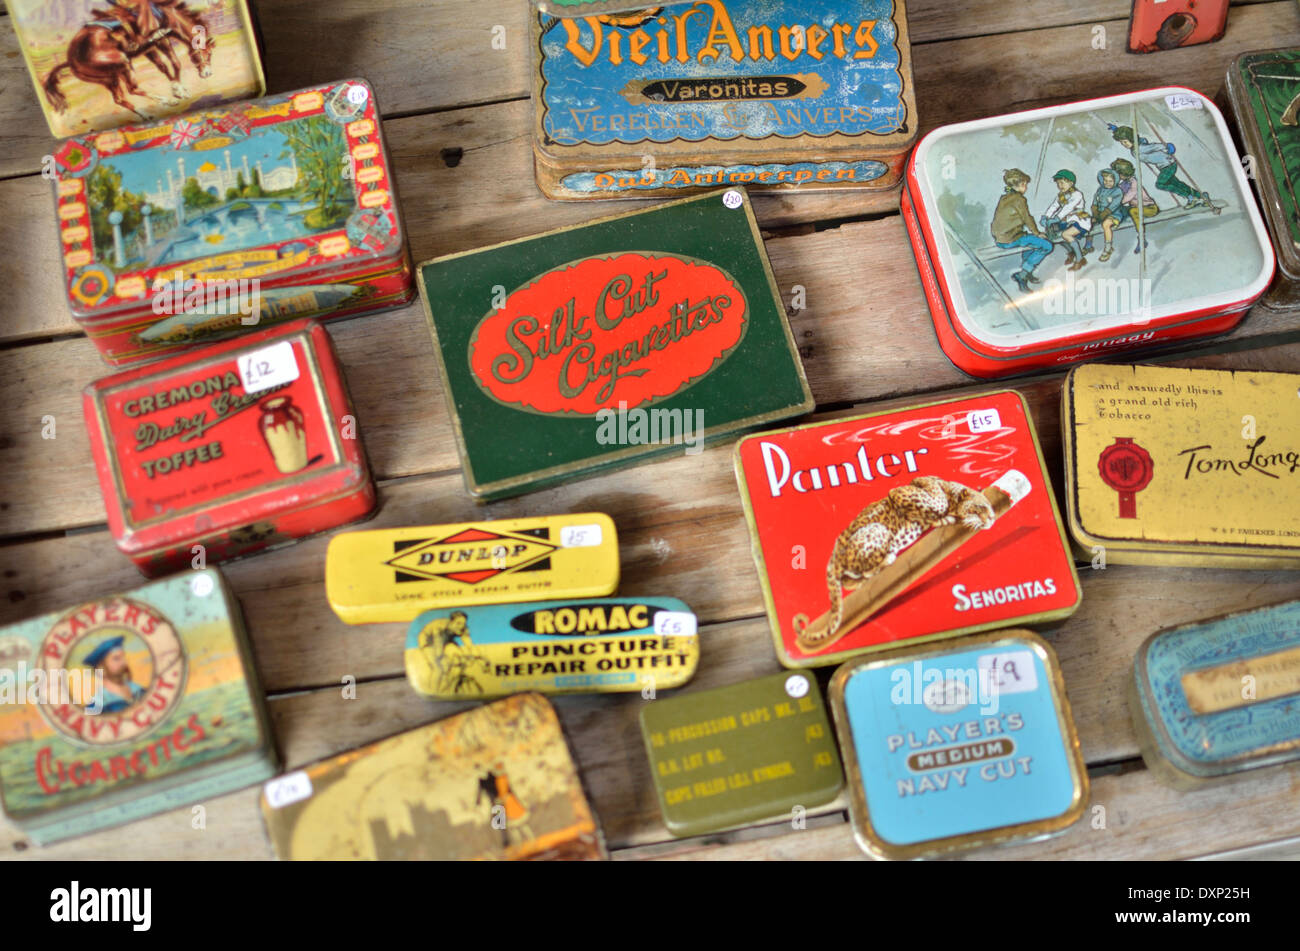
[793,471,1032,653]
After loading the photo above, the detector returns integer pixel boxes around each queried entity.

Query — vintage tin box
[639,670,843,837]
[419,188,813,500]
[406,596,698,699]
[83,318,376,576]
[51,78,413,366]
[1131,600,1300,790]
[259,693,606,860]
[1226,48,1300,310]
[903,87,1274,379]
[1063,363,1300,567]
[0,568,278,845]
[1128,0,1228,54]
[7,0,265,140]
[735,390,1082,669]
[531,0,918,200]
[326,513,620,624]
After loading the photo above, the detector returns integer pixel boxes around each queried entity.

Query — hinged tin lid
[53,79,404,323]
[532,0,917,165]
[907,87,1273,359]
[83,319,369,561]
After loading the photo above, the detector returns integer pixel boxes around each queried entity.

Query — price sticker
[654,611,697,638]
[561,523,603,548]
[967,408,1002,433]
[238,340,300,395]
[1165,93,1203,111]
[978,651,1039,697]
[264,771,313,809]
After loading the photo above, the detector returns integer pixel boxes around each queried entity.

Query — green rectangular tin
[417,188,813,500]
[639,670,843,837]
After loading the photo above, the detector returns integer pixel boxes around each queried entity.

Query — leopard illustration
[794,476,996,643]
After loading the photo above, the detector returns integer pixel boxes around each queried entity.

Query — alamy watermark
[595,401,704,455]
[1,663,104,713]
[152,270,261,324]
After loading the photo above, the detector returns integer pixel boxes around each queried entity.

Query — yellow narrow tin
[1063,364,1300,568]
[325,513,620,624]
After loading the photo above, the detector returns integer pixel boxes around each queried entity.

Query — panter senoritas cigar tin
[830,629,1088,860]
[1226,49,1300,310]
[1127,0,1229,55]
[639,670,843,837]
[406,597,698,700]
[83,318,376,576]
[8,0,265,140]
[327,513,620,624]
[1131,600,1300,790]
[531,1,918,200]
[1063,363,1300,567]
[0,568,278,845]
[51,78,413,366]
[735,390,1081,669]
[903,87,1274,379]
[259,693,606,860]
[419,188,813,500]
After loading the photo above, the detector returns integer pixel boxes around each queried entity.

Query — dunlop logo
[386,527,556,584]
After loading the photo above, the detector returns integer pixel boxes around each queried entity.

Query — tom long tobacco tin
[639,671,843,837]
[0,569,278,845]
[327,513,620,624]
[1063,363,1300,567]
[419,188,813,500]
[903,87,1274,378]
[51,78,413,365]
[83,318,376,577]
[735,390,1081,669]
[8,0,265,139]
[531,0,918,199]
[406,597,698,700]
[259,693,606,860]
[1130,600,1300,790]
[829,630,1088,860]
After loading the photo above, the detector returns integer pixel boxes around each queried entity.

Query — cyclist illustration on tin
[416,610,490,696]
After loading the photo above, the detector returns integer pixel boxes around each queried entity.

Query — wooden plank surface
[3,0,1300,862]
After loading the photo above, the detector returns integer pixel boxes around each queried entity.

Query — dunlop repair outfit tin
[829,629,1088,860]
[259,693,606,860]
[1131,599,1300,790]
[406,597,699,700]
[1063,363,1300,567]
[83,318,376,576]
[531,0,918,200]
[0,568,279,845]
[419,188,813,500]
[903,87,1274,378]
[735,390,1081,669]
[326,513,620,624]
[51,79,413,366]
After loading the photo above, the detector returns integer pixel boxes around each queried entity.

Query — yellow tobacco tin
[1063,364,1300,567]
[325,513,619,624]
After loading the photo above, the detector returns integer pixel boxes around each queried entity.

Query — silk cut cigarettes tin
[830,630,1088,860]
[52,78,413,366]
[1131,600,1300,790]
[406,597,698,700]
[903,87,1274,379]
[1063,363,1300,567]
[531,0,918,200]
[735,390,1081,669]
[7,0,265,140]
[259,693,606,860]
[83,318,376,577]
[1226,49,1300,311]
[639,670,843,837]
[1127,0,1228,54]
[420,189,813,500]
[326,513,620,624]
[0,569,278,845]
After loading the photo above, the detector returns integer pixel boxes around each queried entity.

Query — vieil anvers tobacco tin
[903,87,1274,378]
[532,0,918,199]
[83,318,376,577]
[1063,363,1300,567]
[1131,599,1300,790]
[734,390,1081,669]
[829,629,1088,860]
[52,78,413,366]
[0,568,278,845]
